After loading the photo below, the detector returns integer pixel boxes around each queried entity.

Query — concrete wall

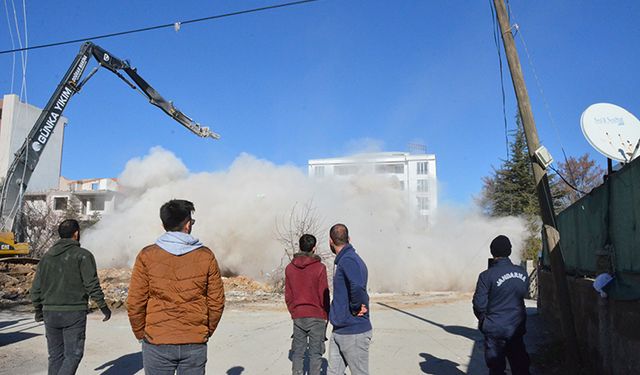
[538,270,640,374]
[0,94,66,192]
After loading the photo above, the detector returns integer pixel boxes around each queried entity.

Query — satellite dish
[581,103,640,162]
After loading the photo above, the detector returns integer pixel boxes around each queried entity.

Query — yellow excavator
[0,41,219,262]
[0,232,29,255]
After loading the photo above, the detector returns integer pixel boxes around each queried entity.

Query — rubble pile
[0,265,279,309]
[0,263,36,307]
[97,268,132,309]
[222,275,280,307]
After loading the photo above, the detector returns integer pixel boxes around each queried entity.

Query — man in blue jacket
[327,224,372,375]
[472,235,530,375]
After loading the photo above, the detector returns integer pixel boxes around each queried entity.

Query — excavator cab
[0,231,29,256]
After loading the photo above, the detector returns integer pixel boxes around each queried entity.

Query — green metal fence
[542,156,640,300]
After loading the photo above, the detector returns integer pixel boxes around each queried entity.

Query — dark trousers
[142,340,207,375]
[484,334,530,375]
[43,310,87,375]
[291,318,327,375]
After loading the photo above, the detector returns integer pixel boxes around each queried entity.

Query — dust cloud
[83,147,526,292]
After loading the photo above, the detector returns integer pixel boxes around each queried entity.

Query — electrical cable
[506,6,579,181]
[3,0,16,92]
[548,164,588,196]
[0,0,321,55]
[489,0,510,159]
[506,8,589,210]
[9,0,27,101]
[20,0,28,102]
[491,1,559,227]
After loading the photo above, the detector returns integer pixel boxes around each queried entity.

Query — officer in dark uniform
[472,235,530,375]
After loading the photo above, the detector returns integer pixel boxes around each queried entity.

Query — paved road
[0,294,541,374]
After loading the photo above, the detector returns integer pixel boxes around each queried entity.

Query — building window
[417,179,428,193]
[314,166,325,178]
[25,195,46,202]
[90,198,105,211]
[375,164,404,174]
[334,164,359,176]
[91,182,99,190]
[417,162,428,175]
[53,197,68,211]
[417,196,429,210]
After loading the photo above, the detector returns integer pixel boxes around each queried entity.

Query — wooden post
[493,0,581,370]
[543,225,580,369]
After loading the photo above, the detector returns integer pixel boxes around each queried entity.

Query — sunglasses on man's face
[190,219,196,226]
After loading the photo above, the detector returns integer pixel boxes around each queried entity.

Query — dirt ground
[0,265,280,309]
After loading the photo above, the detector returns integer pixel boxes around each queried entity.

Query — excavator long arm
[0,41,217,242]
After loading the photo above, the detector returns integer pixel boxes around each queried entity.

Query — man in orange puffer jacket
[127,199,225,374]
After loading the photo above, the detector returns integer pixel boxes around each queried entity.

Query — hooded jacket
[126,232,225,345]
[472,258,528,339]
[329,244,372,335]
[284,252,330,320]
[30,238,107,311]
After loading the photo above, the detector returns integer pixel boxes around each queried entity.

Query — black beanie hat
[490,235,512,257]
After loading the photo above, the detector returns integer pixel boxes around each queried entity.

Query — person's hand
[356,304,368,317]
[100,306,112,322]
[34,309,44,322]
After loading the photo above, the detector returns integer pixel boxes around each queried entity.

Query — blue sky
[1,0,638,204]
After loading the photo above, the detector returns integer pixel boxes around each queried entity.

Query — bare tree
[275,200,325,260]
[556,153,605,210]
[21,195,101,258]
[270,200,330,292]
[22,200,64,258]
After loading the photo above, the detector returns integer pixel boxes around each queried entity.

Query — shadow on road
[376,302,482,341]
[226,366,245,374]
[419,353,465,375]
[376,302,486,373]
[0,319,28,330]
[0,319,43,346]
[94,351,143,375]
[0,331,41,346]
[288,349,328,374]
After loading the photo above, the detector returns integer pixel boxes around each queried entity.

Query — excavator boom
[0,42,217,252]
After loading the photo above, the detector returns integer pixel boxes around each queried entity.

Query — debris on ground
[0,265,280,309]
[0,263,36,308]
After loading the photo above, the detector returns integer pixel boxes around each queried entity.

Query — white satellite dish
[581,103,640,162]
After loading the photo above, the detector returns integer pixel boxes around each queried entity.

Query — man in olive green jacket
[31,219,111,375]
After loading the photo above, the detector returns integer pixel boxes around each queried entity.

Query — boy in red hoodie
[285,234,331,375]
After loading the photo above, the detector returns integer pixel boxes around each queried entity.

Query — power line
[0,0,321,55]
[548,164,587,196]
[3,0,16,92]
[489,0,510,159]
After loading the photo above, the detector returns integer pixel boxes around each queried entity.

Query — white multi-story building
[0,94,67,192]
[308,152,437,221]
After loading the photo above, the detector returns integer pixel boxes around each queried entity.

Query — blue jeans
[142,340,207,375]
[327,330,372,375]
[43,310,87,375]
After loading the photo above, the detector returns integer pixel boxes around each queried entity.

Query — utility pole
[492,0,580,371]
